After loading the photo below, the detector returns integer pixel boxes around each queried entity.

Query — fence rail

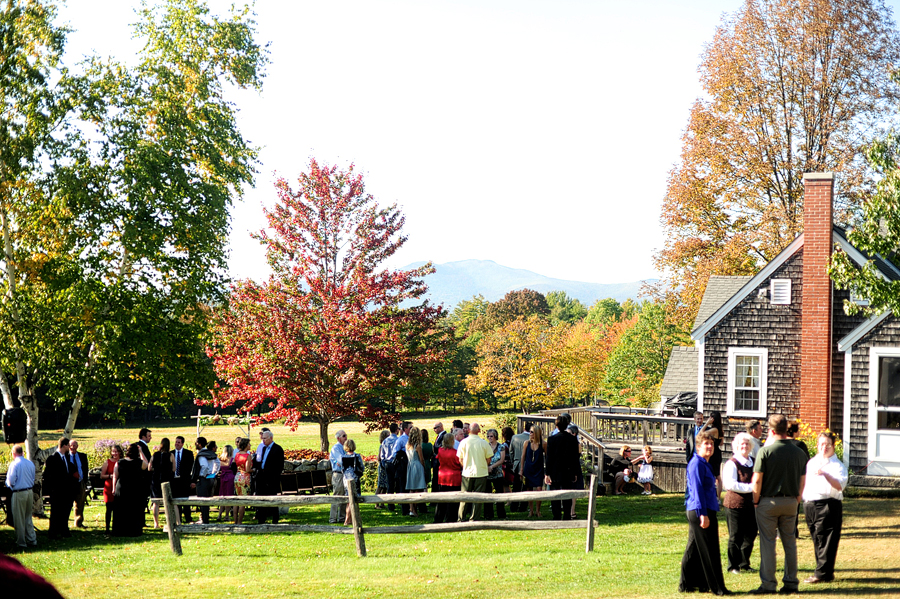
[159,476,598,557]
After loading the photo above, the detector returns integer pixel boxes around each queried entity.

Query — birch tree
[0,0,266,463]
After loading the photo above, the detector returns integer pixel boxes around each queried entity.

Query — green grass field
[4,420,899,598]
[3,489,899,597]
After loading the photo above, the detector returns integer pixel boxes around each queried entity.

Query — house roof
[833,226,900,281]
[690,226,900,342]
[693,275,754,330]
[691,234,806,340]
[659,346,698,397]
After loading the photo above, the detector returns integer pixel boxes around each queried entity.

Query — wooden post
[161,482,183,556]
[346,481,366,557]
[585,474,597,553]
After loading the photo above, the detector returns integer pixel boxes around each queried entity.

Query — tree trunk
[318,418,330,453]
[63,342,97,438]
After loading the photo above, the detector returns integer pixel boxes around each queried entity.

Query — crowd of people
[4,426,287,546]
[4,410,850,596]
[679,412,849,596]
[365,415,584,524]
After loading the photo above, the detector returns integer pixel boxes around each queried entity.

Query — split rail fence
[158,475,598,557]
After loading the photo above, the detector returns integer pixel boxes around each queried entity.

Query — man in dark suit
[68,440,90,528]
[171,435,194,523]
[43,438,77,540]
[545,415,581,521]
[137,428,153,527]
[254,430,285,524]
[684,411,704,464]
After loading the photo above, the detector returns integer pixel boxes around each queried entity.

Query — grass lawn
[2,490,899,598]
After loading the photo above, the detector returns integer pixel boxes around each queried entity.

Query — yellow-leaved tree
[655,0,900,325]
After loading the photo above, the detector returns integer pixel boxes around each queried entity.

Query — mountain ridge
[404,259,654,309]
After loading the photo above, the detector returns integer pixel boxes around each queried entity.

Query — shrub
[795,419,843,461]
[90,439,130,469]
[360,458,379,493]
[492,412,518,432]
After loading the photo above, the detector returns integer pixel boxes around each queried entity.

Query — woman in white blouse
[722,432,758,575]
[801,431,848,585]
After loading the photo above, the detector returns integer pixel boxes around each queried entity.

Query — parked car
[662,391,697,418]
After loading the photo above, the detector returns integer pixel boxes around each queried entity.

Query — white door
[868,347,900,475]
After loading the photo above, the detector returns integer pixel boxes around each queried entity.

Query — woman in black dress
[113,443,149,537]
[151,438,174,528]
[700,411,724,497]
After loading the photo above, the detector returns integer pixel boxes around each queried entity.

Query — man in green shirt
[750,414,808,595]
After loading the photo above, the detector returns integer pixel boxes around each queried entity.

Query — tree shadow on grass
[594,493,688,526]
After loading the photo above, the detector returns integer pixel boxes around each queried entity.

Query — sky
[55,0,900,286]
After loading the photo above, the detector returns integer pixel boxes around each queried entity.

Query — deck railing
[516,414,607,479]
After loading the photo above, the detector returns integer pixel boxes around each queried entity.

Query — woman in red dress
[100,445,123,533]
[232,438,253,524]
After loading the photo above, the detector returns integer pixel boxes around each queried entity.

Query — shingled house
[662,173,900,476]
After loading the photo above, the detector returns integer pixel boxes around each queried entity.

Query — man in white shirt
[801,432,848,584]
[329,430,348,524]
[456,423,492,522]
[746,419,763,458]
[6,445,37,548]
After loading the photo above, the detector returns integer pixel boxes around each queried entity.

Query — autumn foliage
[655,0,900,325]
[207,160,449,451]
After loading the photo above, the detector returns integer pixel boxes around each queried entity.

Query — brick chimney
[799,173,833,432]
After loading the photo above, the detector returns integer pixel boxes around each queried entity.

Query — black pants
[255,481,280,524]
[804,499,843,581]
[49,491,73,538]
[680,510,727,594]
[725,504,758,570]
[433,483,459,523]
[510,472,526,512]
[196,477,213,524]
[171,477,192,523]
[549,482,573,521]
[484,477,506,520]
[389,453,410,515]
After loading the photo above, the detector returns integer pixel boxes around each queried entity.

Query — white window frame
[850,290,869,306]
[868,347,900,466]
[727,347,768,417]
[770,279,792,305]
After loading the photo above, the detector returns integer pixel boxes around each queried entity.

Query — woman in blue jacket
[679,430,730,596]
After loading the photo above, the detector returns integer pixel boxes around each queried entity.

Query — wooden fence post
[346,482,366,557]
[161,482,183,556]
[585,474,597,553]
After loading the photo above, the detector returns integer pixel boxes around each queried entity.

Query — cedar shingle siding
[831,287,867,449]
[703,250,804,441]
[847,317,900,471]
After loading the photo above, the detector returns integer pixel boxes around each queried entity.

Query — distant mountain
[404,259,654,309]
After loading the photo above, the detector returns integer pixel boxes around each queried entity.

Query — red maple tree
[206,159,449,450]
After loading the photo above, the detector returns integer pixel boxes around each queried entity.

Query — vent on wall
[770,279,791,304]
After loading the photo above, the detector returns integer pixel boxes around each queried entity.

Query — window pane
[878,357,900,408]
[734,355,759,388]
[736,389,759,413]
[877,411,900,430]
